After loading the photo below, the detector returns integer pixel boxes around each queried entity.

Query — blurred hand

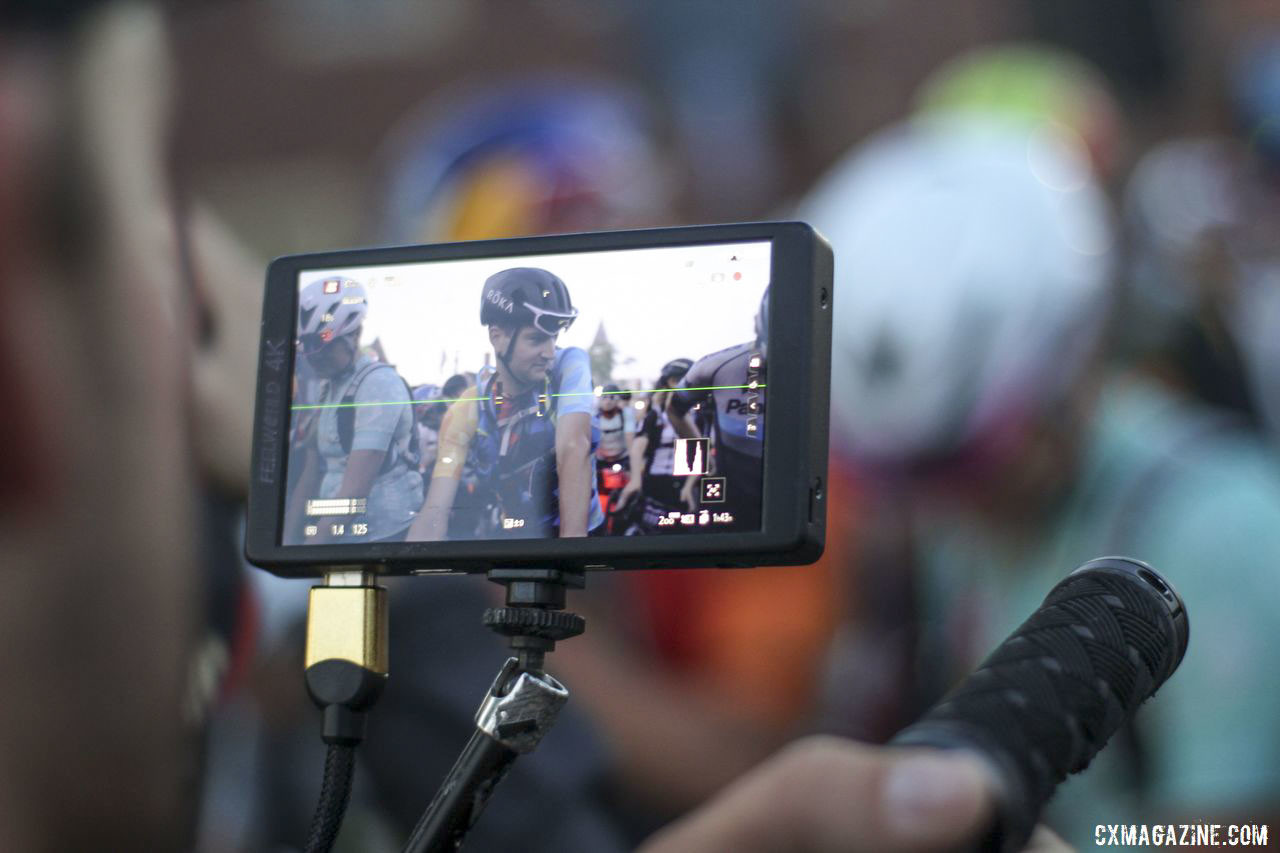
[0,5,202,847]
[640,736,1073,853]
[188,205,266,496]
[680,477,698,512]
[616,479,641,510]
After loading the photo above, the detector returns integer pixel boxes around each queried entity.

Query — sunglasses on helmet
[524,301,578,336]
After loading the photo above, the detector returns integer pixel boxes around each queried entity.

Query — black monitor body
[246,222,831,577]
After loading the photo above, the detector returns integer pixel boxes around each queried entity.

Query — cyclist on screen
[408,267,602,539]
[593,382,635,526]
[668,287,768,530]
[411,383,444,474]
[617,358,700,534]
[283,277,423,544]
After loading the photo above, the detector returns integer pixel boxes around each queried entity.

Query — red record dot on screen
[733,272,742,280]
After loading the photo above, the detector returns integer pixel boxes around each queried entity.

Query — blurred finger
[640,736,994,853]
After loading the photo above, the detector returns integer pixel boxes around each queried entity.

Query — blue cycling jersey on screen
[470,347,603,535]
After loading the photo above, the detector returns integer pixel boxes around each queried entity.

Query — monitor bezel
[245,221,831,576]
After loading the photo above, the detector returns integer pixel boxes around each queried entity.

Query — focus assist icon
[700,477,726,504]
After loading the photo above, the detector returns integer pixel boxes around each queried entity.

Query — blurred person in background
[436,370,492,541]
[411,374,471,478]
[1121,31,1280,447]
[616,358,697,534]
[411,383,444,475]
[802,109,1280,845]
[594,383,634,468]
[593,382,635,528]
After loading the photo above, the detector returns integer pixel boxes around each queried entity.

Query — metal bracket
[475,658,569,753]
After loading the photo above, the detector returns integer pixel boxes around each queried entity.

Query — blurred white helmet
[800,117,1113,465]
[298,277,368,355]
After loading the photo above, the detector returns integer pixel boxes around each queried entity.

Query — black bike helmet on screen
[659,358,693,384]
[482,267,578,370]
[480,267,578,334]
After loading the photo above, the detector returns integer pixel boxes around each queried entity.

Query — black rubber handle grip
[892,556,1189,852]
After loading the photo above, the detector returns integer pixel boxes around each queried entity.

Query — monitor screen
[282,240,770,546]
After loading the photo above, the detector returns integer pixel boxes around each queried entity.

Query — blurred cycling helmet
[374,77,669,243]
[441,373,471,400]
[480,267,577,335]
[412,384,442,404]
[916,42,1123,182]
[412,383,447,427]
[298,277,367,354]
[659,358,693,384]
[598,383,623,408]
[799,117,1113,466]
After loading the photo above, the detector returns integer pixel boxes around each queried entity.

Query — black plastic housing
[892,557,1189,853]
[245,222,832,577]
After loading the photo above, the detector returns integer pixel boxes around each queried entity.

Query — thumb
[641,736,994,853]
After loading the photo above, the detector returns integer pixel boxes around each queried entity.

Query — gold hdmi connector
[305,571,388,675]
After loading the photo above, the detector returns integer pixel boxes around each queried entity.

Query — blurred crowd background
[4,0,1280,851]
